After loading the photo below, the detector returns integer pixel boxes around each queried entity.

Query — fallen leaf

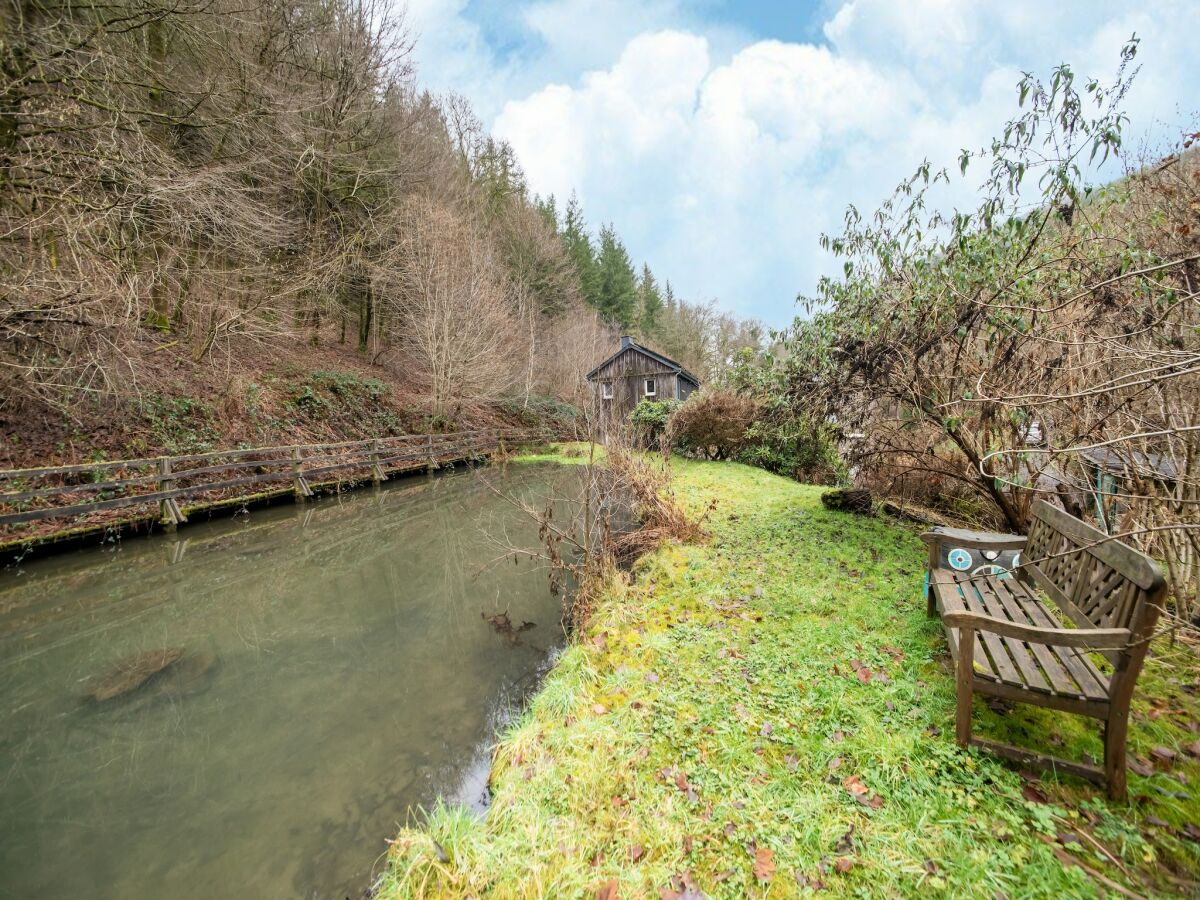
[784,754,800,772]
[682,835,694,853]
[834,857,855,873]
[645,672,661,684]
[592,632,608,650]
[752,847,776,883]
[630,844,645,863]
[1022,784,1049,804]
[1151,747,1178,769]
[828,756,843,772]
[592,704,607,715]
[922,859,938,875]
[856,667,873,684]
[1128,757,1154,777]
[1185,739,1200,758]
[1183,823,1200,842]
[760,722,774,737]
[843,775,869,797]
[675,771,698,803]
[594,878,620,900]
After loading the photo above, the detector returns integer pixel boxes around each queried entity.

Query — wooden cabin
[586,336,700,437]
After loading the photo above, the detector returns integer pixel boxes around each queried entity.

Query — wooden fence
[0,427,552,535]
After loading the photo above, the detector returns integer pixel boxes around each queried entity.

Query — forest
[0,0,759,465]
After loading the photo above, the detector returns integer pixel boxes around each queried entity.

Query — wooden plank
[0,470,164,502]
[969,738,1105,784]
[1015,588,1110,701]
[991,578,1077,695]
[920,527,1027,550]
[942,596,1131,648]
[956,575,1023,685]
[1031,499,1164,591]
[931,574,994,680]
[972,576,1051,693]
[956,622,975,745]
[970,674,1109,718]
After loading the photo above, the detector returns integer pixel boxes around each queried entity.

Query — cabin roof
[585,339,701,387]
[1081,447,1177,483]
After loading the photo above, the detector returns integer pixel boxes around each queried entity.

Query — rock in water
[87,647,184,702]
[820,488,873,515]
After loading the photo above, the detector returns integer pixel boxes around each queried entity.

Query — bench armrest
[920,527,1027,552]
[942,611,1131,649]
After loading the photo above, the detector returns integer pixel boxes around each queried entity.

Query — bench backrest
[1025,499,1166,666]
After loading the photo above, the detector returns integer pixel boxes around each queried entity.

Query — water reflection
[0,464,576,899]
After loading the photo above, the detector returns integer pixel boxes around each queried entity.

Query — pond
[0,463,579,899]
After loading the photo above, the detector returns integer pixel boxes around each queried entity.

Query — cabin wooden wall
[591,348,691,437]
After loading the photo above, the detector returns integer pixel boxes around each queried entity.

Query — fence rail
[0,427,552,532]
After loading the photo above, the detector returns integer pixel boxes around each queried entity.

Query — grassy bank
[381,456,1200,898]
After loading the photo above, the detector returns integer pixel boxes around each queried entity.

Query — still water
[0,464,577,899]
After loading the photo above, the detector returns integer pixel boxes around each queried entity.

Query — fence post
[158,456,185,528]
[292,447,313,501]
[425,434,435,473]
[371,439,387,485]
[158,456,175,529]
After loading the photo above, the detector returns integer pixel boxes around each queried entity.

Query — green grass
[380,456,1200,898]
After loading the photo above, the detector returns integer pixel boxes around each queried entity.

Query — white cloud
[418,0,1200,326]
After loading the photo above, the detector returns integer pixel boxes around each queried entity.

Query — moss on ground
[381,456,1200,898]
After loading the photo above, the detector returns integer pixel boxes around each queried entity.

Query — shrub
[629,399,681,446]
[737,414,845,485]
[668,389,757,460]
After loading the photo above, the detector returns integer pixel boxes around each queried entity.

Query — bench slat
[958,578,1024,685]
[970,577,1051,693]
[936,572,1110,702]
[1005,580,1109,701]
[932,572,994,680]
[990,576,1078,695]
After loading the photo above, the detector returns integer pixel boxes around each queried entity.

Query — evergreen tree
[596,224,638,329]
[534,194,559,234]
[638,263,663,338]
[562,192,600,307]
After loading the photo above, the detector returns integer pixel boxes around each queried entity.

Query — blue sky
[403,0,1199,328]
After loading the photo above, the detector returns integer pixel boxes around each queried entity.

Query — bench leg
[1104,708,1129,802]
[956,626,974,746]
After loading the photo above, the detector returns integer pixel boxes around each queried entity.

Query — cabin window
[644,378,656,397]
[601,381,613,400]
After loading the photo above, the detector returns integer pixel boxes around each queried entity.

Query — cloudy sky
[402,0,1198,328]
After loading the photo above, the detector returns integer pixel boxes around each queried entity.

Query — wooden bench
[922,499,1166,800]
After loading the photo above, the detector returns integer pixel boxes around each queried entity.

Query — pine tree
[534,194,558,234]
[596,224,638,329]
[638,263,663,338]
[562,192,599,307]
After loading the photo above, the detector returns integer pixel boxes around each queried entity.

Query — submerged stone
[86,647,185,702]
